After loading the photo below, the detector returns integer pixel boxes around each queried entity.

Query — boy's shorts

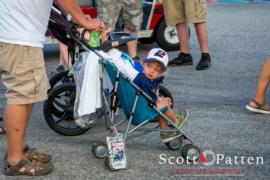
[97,0,143,31]
[0,42,50,104]
[163,0,207,25]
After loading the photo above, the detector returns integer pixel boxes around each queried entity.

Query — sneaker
[175,109,189,128]
[23,145,51,164]
[168,53,193,67]
[160,130,182,143]
[3,157,53,176]
[196,53,211,70]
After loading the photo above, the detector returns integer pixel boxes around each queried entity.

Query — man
[0,0,104,176]
[97,0,142,60]
[163,0,211,70]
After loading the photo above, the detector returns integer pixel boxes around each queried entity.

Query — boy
[108,48,187,142]
[133,48,187,142]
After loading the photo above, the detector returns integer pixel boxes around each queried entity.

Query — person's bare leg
[58,42,71,68]
[194,22,209,53]
[5,104,32,165]
[124,28,138,58]
[22,104,34,149]
[158,108,177,129]
[176,22,190,53]
[250,58,270,107]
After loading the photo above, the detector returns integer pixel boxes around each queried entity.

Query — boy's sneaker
[160,130,183,143]
[3,157,53,176]
[168,53,193,67]
[175,109,188,128]
[196,53,211,70]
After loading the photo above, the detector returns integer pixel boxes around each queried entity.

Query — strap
[251,98,270,111]
[252,98,264,109]
[5,157,28,175]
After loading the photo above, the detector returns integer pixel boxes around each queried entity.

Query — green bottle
[89,31,101,48]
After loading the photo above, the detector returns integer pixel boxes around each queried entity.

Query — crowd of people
[0,0,268,177]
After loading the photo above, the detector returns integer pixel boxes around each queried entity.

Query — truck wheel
[155,18,190,51]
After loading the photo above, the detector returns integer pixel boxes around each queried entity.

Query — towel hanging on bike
[73,51,102,119]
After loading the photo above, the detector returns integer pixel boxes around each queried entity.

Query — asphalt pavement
[0,3,270,180]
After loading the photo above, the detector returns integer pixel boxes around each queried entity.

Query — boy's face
[143,61,164,80]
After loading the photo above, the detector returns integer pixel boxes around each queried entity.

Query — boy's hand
[101,28,112,42]
[156,97,172,107]
[163,97,172,106]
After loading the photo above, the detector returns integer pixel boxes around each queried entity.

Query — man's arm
[54,0,104,31]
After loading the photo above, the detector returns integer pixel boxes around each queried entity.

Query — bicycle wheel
[43,82,90,136]
[49,70,74,92]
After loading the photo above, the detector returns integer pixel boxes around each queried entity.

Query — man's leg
[22,104,34,150]
[168,22,193,66]
[5,104,33,165]
[194,22,211,70]
[177,22,190,54]
[124,28,138,59]
[122,0,142,60]
[194,22,209,53]
[1,44,52,176]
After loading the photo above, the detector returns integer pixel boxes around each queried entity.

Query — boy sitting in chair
[133,48,187,142]
[108,48,188,142]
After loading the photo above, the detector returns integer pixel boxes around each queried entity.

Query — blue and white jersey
[108,49,143,80]
[120,52,144,73]
[107,49,160,101]
[133,72,158,101]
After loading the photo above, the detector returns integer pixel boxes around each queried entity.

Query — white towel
[77,51,102,117]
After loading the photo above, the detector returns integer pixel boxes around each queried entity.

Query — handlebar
[100,32,137,51]
[80,30,137,50]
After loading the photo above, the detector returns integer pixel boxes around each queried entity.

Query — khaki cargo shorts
[163,0,207,25]
[0,42,50,104]
[97,0,143,31]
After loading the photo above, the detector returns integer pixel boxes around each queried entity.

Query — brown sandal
[4,157,53,176]
[246,98,270,114]
[24,145,51,163]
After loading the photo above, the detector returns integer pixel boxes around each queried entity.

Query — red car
[47,0,180,51]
